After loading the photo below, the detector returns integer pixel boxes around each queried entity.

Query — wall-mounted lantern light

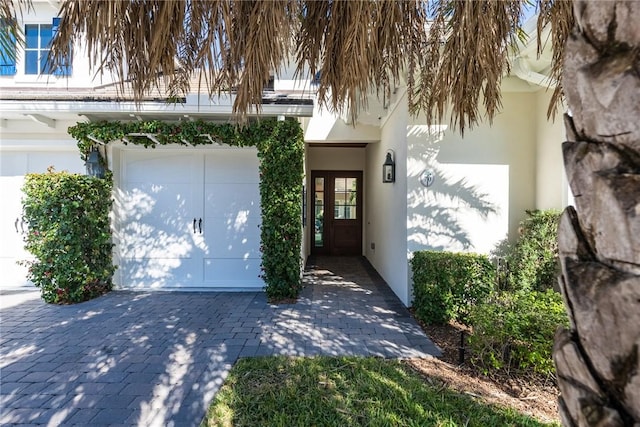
[383,150,395,183]
[85,147,106,178]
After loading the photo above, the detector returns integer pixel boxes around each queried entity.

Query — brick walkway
[0,256,440,426]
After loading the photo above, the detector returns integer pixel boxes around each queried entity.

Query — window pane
[25,51,38,74]
[40,50,51,74]
[345,206,356,220]
[346,178,357,191]
[334,176,357,220]
[40,25,52,47]
[314,177,324,247]
[25,25,39,48]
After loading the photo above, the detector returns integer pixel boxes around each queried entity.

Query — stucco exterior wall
[407,92,538,260]
[305,105,380,143]
[364,94,410,305]
[306,147,366,172]
[535,90,568,210]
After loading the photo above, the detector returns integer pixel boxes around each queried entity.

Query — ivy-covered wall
[68,118,304,301]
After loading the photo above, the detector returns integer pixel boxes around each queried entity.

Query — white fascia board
[0,139,79,151]
[0,100,314,118]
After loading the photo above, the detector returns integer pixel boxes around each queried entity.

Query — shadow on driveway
[0,257,439,426]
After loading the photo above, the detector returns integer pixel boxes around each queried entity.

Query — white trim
[0,99,314,118]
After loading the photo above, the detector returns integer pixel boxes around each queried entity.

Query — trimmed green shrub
[494,209,561,292]
[468,289,568,377]
[20,168,115,304]
[411,251,495,325]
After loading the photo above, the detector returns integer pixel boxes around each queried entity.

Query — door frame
[310,170,363,256]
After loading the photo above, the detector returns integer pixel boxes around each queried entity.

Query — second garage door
[117,147,263,290]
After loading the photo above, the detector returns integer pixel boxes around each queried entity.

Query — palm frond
[537,0,573,119]
[411,0,530,135]
[50,0,571,133]
[0,0,30,63]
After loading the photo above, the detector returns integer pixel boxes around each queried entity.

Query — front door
[311,171,363,255]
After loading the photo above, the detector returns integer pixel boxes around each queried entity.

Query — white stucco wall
[534,91,570,210]
[407,92,538,258]
[305,105,380,143]
[364,90,545,306]
[306,146,366,171]
[364,94,410,305]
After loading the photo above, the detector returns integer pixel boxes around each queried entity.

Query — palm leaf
[50,0,571,133]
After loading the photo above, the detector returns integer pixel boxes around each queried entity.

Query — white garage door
[118,147,263,290]
[0,151,85,289]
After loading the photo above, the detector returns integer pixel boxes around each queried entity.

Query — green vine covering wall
[68,118,304,300]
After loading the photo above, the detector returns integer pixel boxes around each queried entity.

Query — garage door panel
[119,148,263,290]
[203,258,262,288]
[122,183,194,217]
[1,153,28,175]
[124,152,197,183]
[204,149,260,184]
[119,257,199,289]
[203,219,261,258]
[0,259,31,287]
[204,183,260,217]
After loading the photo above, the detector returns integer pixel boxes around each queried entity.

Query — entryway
[310,170,363,255]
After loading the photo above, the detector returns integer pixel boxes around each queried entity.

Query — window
[24,18,71,76]
[314,177,325,247]
[333,177,357,220]
[0,22,16,75]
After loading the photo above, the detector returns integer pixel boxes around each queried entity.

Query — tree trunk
[553,1,640,426]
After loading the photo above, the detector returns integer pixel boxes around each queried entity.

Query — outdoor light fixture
[85,147,106,178]
[382,150,395,183]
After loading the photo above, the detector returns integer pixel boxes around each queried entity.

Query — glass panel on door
[333,177,357,219]
[314,177,324,247]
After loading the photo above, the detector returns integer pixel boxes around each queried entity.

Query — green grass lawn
[201,356,558,427]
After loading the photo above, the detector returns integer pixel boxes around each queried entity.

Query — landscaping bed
[415,321,560,424]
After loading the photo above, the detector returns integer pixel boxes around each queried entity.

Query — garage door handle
[193,218,197,234]
[198,218,202,234]
[15,216,25,234]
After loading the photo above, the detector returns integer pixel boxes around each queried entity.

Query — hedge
[20,168,115,304]
[411,251,495,325]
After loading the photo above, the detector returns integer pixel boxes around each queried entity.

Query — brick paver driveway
[0,256,440,426]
